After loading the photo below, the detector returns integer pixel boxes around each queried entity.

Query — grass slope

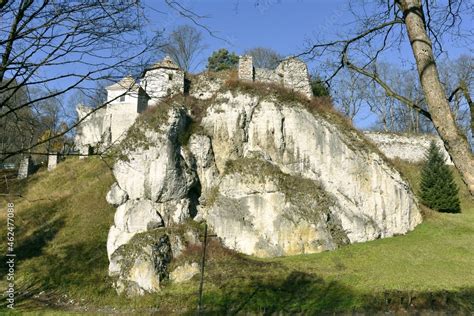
[0,158,473,314]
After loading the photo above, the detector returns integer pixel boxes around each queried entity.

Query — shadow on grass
[1,238,113,310]
[200,270,474,314]
[365,288,474,314]
[202,270,359,314]
[0,216,65,279]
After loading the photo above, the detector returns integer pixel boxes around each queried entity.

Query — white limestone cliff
[104,86,422,295]
[201,92,421,245]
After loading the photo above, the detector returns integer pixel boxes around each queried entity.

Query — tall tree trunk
[398,0,474,195]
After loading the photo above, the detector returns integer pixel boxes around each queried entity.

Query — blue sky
[148,0,472,67]
[144,1,472,129]
[149,0,354,68]
[42,1,469,130]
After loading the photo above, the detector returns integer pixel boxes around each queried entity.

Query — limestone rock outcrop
[201,92,421,244]
[112,106,197,202]
[105,84,422,295]
[187,134,219,194]
[206,158,346,257]
[106,183,128,206]
[110,231,172,296]
[106,105,201,294]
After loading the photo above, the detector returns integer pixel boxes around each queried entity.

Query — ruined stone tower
[238,55,313,99]
[238,55,254,81]
[142,56,184,106]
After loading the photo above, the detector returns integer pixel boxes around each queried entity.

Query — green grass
[0,158,473,314]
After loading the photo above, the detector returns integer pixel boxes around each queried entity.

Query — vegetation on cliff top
[114,74,388,170]
[222,78,390,158]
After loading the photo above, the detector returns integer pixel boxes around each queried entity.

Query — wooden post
[197,222,208,315]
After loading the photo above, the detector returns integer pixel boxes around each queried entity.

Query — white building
[105,76,149,143]
[75,56,184,156]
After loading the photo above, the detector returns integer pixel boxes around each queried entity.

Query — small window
[119,95,126,102]
[168,73,173,81]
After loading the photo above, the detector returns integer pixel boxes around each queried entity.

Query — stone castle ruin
[238,55,313,98]
[75,56,185,156]
[75,55,450,165]
[75,55,313,155]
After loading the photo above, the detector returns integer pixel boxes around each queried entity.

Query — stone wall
[364,132,453,165]
[275,58,313,98]
[238,55,254,81]
[17,156,32,179]
[75,105,108,157]
[189,73,225,100]
[47,153,58,171]
[254,68,280,83]
[105,90,147,144]
[238,55,312,99]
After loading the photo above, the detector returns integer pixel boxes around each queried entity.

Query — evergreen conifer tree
[420,141,461,213]
[207,49,239,72]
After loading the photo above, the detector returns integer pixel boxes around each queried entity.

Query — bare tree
[160,25,207,72]
[0,78,33,162]
[301,0,474,195]
[441,55,474,139]
[344,62,433,133]
[243,47,283,69]
[0,0,158,161]
[331,69,366,122]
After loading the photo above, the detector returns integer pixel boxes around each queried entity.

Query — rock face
[188,134,219,194]
[105,84,422,295]
[207,158,346,257]
[106,105,201,294]
[201,92,421,245]
[110,231,172,296]
[106,183,128,206]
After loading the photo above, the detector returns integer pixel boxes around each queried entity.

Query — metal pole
[197,222,208,315]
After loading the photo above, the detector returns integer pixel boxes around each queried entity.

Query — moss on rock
[223,158,337,225]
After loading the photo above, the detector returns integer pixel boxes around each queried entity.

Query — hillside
[0,157,473,314]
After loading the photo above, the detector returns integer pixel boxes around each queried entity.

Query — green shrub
[420,141,460,213]
[310,75,330,97]
[207,48,238,72]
